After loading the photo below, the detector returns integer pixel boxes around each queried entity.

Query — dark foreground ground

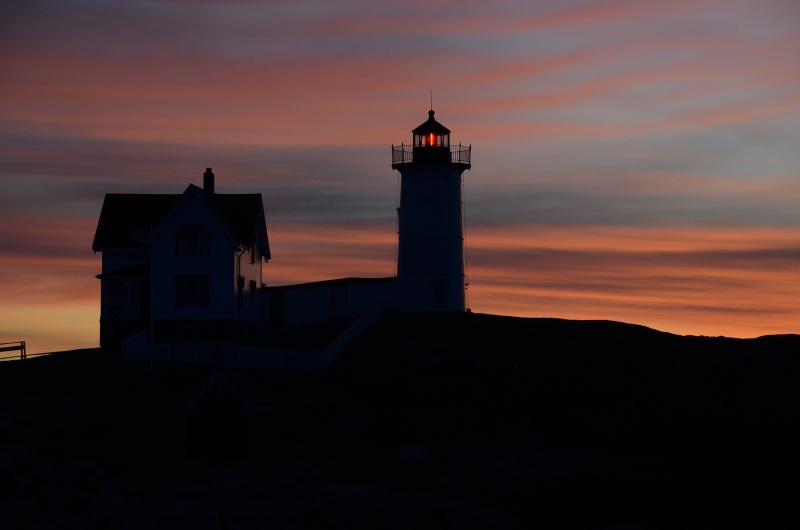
[1,312,799,529]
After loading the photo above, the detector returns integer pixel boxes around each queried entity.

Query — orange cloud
[465,225,800,337]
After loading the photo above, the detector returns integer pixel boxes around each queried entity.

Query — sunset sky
[2,0,799,354]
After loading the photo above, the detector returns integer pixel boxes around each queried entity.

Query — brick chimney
[203,168,214,195]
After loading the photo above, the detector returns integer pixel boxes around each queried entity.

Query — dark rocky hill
[1,312,799,529]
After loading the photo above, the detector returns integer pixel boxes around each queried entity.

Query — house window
[249,280,257,303]
[434,283,445,304]
[175,275,210,307]
[332,285,347,309]
[175,225,210,256]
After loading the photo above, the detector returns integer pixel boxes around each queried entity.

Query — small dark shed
[186,371,276,458]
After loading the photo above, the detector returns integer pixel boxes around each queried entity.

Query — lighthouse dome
[411,110,450,148]
[412,110,451,134]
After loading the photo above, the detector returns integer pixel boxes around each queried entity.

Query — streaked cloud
[466,226,800,337]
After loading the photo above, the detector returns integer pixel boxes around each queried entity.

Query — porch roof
[95,264,151,280]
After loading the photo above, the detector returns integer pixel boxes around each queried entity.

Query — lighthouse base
[397,274,466,312]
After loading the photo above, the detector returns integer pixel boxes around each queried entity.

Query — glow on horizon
[4,221,798,355]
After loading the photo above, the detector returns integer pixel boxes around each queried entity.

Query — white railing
[123,341,325,370]
[322,303,386,366]
[122,304,387,370]
[122,330,148,357]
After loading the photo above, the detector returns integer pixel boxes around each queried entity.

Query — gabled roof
[202,188,266,252]
[92,194,176,250]
[186,370,275,411]
[95,264,150,279]
[92,186,269,258]
[412,110,451,135]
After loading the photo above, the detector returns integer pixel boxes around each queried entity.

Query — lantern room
[391,109,470,169]
[412,110,450,148]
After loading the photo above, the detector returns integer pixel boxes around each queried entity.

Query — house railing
[322,302,386,366]
[123,340,326,370]
[121,305,388,370]
[122,330,148,357]
[391,144,471,166]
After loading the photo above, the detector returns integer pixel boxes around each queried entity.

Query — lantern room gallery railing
[392,144,471,166]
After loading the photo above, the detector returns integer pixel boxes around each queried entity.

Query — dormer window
[175,225,210,256]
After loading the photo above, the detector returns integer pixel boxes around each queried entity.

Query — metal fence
[0,341,27,361]
[0,341,52,362]
[391,144,471,166]
[450,144,471,165]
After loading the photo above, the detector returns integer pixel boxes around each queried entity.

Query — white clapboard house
[92,169,270,347]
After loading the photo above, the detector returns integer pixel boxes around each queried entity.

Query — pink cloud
[516,0,698,30]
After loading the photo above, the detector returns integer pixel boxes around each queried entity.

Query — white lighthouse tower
[392,110,471,312]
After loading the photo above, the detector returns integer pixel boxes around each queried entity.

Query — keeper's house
[92,169,270,348]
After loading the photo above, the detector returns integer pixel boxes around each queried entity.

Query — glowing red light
[429,133,435,146]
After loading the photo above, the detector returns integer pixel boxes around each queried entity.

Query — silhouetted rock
[155,499,204,526]
[1,315,799,528]
[0,409,17,435]
[81,494,126,526]
[0,442,33,470]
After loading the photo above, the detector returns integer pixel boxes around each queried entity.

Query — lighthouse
[392,110,471,312]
